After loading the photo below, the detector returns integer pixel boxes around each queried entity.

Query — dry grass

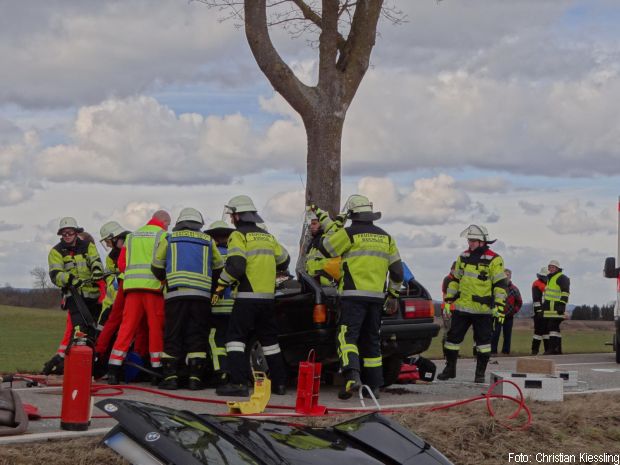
[2,393,619,465]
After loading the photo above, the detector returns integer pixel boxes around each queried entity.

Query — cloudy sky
[1,0,620,305]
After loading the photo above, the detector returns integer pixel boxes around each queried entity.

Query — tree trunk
[304,113,344,217]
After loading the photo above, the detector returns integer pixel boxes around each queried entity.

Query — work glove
[383,295,399,315]
[42,354,64,376]
[494,307,506,325]
[442,302,453,319]
[68,275,84,289]
[556,304,566,315]
[211,285,226,306]
[91,269,104,281]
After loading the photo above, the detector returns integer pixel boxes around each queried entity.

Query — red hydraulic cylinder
[60,340,93,431]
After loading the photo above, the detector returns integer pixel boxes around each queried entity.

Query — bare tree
[30,266,52,289]
[202,0,404,215]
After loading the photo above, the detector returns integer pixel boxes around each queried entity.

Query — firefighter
[317,195,404,400]
[96,221,130,335]
[204,220,236,386]
[107,210,171,385]
[531,266,548,355]
[542,259,570,355]
[438,225,507,383]
[152,208,224,390]
[214,195,290,397]
[43,217,104,375]
[304,210,342,286]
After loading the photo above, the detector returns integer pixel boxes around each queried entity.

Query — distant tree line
[571,304,615,321]
[0,286,60,309]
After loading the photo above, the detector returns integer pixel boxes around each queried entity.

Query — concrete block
[556,370,578,387]
[491,371,564,401]
[515,357,555,375]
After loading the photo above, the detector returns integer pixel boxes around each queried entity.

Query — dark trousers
[445,311,493,355]
[338,299,383,388]
[491,316,514,354]
[66,296,101,341]
[225,299,287,385]
[163,298,210,359]
[207,314,230,373]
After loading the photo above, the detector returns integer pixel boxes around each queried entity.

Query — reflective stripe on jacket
[218,223,290,300]
[543,271,570,318]
[48,238,103,299]
[212,245,234,314]
[123,225,166,291]
[154,229,223,300]
[320,221,403,301]
[446,247,507,315]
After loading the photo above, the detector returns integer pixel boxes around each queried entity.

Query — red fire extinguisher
[60,337,93,431]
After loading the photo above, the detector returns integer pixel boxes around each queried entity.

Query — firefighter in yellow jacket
[214,195,290,397]
[318,195,403,400]
[438,225,507,383]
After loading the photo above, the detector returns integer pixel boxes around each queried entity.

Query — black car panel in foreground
[252,273,440,386]
[98,399,453,465]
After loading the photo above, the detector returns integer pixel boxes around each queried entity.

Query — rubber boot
[474,355,490,383]
[437,350,458,381]
[543,339,551,355]
[556,337,563,355]
[530,339,541,356]
[338,370,362,400]
[150,367,162,386]
[158,358,179,390]
[550,337,561,355]
[216,383,249,397]
[187,358,206,391]
[107,365,121,385]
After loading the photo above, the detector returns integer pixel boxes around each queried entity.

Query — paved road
[3,352,619,443]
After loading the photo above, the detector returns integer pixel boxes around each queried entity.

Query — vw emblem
[103,403,118,413]
[145,432,160,442]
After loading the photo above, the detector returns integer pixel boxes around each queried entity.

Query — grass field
[0,305,615,373]
[0,305,67,373]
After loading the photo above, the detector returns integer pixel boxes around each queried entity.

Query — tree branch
[244,0,317,114]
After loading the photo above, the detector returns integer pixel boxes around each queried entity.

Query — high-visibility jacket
[48,238,103,299]
[123,224,167,291]
[445,246,507,315]
[100,252,120,311]
[218,222,290,300]
[543,271,570,318]
[532,278,546,315]
[153,228,223,301]
[320,221,403,301]
[305,236,341,285]
[212,244,234,314]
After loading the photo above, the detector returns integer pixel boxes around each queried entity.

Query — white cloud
[358,175,475,225]
[396,230,446,249]
[457,177,510,193]
[519,200,545,216]
[263,190,305,223]
[548,200,615,235]
[93,201,163,232]
[0,221,21,232]
[34,96,304,185]
[0,1,247,108]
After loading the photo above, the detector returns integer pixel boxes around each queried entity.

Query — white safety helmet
[460,224,491,242]
[538,266,548,276]
[57,217,83,235]
[342,194,381,221]
[224,195,258,214]
[176,207,204,225]
[206,220,233,232]
[548,259,561,269]
[99,221,127,241]
[343,194,373,214]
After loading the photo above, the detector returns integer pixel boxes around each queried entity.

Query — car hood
[97,399,452,465]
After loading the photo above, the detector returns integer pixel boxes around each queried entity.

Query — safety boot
[187,358,206,391]
[556,337,563,355]
[42,354,64,376]
[216,383,250,397]
[158,358,179,390]
[107,365,122,385]
[542,339,551,355]
[362,386,381,400]
[531,339,541,356]
[437,350,458,381]
[474,355,490,383]
[338,370,362,400]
